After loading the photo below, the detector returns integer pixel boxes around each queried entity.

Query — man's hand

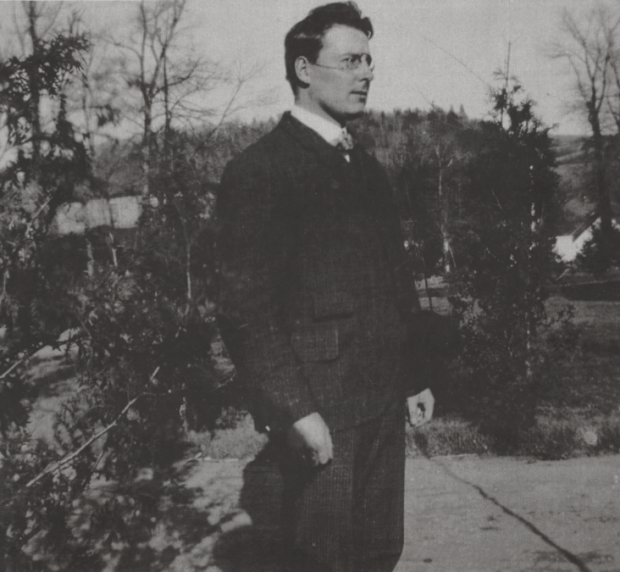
[407,388,435,427]
[287,412,333,467]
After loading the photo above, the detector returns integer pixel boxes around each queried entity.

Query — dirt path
[131,453,620,572]
[397,455,620,572]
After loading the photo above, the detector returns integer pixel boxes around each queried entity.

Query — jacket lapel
[278,112,352,168]
[277,112,374,211]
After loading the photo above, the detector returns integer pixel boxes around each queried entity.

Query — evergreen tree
[449,78,560,448]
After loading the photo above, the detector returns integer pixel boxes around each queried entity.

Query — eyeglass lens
[348,54,373,70]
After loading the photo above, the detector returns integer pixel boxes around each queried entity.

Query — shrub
[577,224,620,275]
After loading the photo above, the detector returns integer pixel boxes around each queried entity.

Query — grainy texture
[176,454,620,572]
[216,112,423,434]
[278,401,406,571]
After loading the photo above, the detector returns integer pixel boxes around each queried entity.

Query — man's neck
[294,99,345,128]
[291,103,348,147]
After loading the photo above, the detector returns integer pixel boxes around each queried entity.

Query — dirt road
[151,453,620,572]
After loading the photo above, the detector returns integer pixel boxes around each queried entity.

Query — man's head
[285,2,374,125]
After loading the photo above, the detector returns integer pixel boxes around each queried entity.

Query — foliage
[576,224,620,275]
[0,28,91,396]
[0,24,94,571]
[0,19,233,571]
[352,108,471,278]
[399,108,472,276]
[445,79,563,450]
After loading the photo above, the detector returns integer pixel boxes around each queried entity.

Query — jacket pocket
[291,322,339,362]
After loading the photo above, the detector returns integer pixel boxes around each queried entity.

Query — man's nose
[358,61,374,82]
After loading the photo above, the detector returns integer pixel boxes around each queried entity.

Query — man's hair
[284,2,373,93]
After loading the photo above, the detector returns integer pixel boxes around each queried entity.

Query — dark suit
[216,112,425,571]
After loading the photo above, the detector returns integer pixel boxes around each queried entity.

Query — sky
[0,0,613,135]
[183,0,605,135]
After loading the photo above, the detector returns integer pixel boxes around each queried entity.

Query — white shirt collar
[291,105,347,146]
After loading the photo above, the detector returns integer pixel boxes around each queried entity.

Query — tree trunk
[163,55,171,166]
[26,2,42,173]
[86,238,95,277]
[590,106,613,262]
[437,153,452,275]
[141,104,152,198]
[80,70,96,158]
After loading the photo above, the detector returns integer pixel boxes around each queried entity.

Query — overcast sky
[1,0,613,135]
[189,0,611,134]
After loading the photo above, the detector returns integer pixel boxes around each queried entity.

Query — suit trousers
[278,399,406,572]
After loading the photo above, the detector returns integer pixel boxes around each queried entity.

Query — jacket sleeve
[215,154,317,433]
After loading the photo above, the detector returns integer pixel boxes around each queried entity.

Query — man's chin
[339,106,367,122]
[321,104,367,125]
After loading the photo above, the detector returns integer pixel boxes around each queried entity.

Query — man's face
[302,25,374,124]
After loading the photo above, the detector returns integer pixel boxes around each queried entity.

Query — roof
[51,196,142,236]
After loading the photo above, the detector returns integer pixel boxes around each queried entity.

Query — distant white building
[51,196,142,236]
[555,216,620,262]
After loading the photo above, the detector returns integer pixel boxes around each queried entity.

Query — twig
[26,394,143,488]
[24,193,55,237]
[0,331,85,381]
[1,343,47,380]
[24,366,161,489]
[491,188,505,211]
[420,33,491,88]
[0,357,26,380]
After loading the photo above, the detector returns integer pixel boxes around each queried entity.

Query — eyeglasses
[310,53,374,73]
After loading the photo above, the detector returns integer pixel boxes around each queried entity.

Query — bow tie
[333,129,354,152]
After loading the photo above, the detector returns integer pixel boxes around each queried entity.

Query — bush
[0,34,237,568]
[577,224,620,275]
[444,80,564,452]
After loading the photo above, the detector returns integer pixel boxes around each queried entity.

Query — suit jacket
[216,112,429,433]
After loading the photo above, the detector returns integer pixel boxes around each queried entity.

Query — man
[216,3,440,571]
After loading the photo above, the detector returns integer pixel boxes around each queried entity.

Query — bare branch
[25,364,161,489]
[26,393,142,488]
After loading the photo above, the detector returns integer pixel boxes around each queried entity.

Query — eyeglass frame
[308,53,374,73]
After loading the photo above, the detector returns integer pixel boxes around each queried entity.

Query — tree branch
[25,367,160,489]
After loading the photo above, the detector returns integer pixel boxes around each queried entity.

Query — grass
[405,290,620,460]
[186,415,267,460]
[407,410,620,460]
[406,416,493,458]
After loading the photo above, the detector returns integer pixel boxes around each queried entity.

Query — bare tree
[550,4,620,262]
[103,0,246,198]
[21,1,64,169]
[410,113,464,275]
[63,9,120,158]
[428,126,457,274]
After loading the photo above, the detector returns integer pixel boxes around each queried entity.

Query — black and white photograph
[0,1,619,570]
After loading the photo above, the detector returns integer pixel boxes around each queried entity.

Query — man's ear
[294,56,311,87]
